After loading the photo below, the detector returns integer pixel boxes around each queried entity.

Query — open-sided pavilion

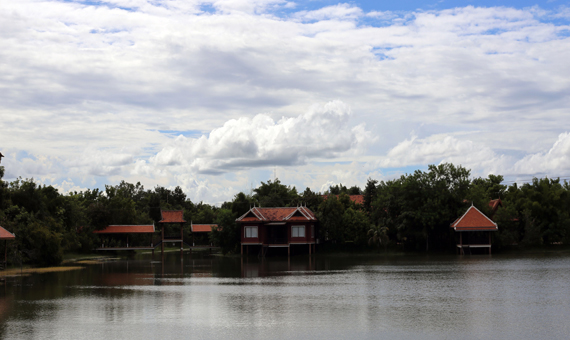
[94,224,156,251]
[451,205,498,255]
[0,226,15,266]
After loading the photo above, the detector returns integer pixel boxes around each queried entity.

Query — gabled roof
[93,225,155,234]
[236,207,317,223]
[0,226,15,240]
[451,206,498,231]
[323,195,364,205]
[160,210,186,223]
[191,224,218,233]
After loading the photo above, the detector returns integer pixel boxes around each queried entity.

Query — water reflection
[1,253,570,339]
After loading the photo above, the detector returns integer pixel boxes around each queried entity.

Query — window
[245,226,258,238]
[292,225,305,238]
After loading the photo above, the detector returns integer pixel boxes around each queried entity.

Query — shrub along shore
[1,163,569,266]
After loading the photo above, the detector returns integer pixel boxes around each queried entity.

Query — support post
[161,224,164,255]
[459,232,463,255]
[489,232,492,255]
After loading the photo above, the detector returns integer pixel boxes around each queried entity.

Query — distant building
[323,194,364,206]
[450,205,498,255]
[236,206,317,256]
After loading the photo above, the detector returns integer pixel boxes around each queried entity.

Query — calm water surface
[1,252,569,339]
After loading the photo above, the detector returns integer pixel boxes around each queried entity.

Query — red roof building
[93,225,156,251]
[191,224,218,233]
[0,226,15,240]
[160,210,186,223]
[1,225,15,265]
[323,195,364,206]
[236,206,317,256]
[451,205,498,254]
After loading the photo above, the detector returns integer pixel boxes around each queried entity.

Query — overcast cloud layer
[1,1,570,203]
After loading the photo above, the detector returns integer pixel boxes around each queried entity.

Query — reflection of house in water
[100,273,156,286]
[236,206,318,257]
[241,257,316,278]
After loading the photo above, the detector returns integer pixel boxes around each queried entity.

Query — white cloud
[381,134,512,176]
[145,101,373,174]
[1,1,570,203]
[294,3,363,21]
[513,132,570,175]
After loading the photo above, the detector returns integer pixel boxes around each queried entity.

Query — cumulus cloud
[1,1,570,203]
[145,101,373,174]
[67,146,134,177]
[513,132,570,175]
[381,134,512,176]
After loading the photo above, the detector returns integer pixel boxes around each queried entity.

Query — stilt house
[450,205,498,254]
[236,206,317,256]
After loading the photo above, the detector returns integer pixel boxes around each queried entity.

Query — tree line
[1,163,569,265]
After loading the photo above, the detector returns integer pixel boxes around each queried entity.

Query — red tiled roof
[323,195,364,205]
[489,199,503,211]
[191,224,218,233]
[236,207,317,223]
[451,206,498,231]
[93,225,155,234]
[0,226,15,240]
[160,210,186,223]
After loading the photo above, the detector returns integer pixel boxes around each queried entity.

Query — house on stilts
[236,205,318,257]
[451,205,498,255]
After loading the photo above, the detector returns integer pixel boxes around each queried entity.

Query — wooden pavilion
[450,205,498,255]
[190,223,218,247]
[158,210,186,254]
[0,226,15,267]
[94,225,156,251]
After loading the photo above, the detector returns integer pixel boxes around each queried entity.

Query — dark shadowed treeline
[1,163,570,265]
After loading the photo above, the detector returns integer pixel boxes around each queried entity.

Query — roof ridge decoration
[252,207,266,221]
[452,205,497,230]
[236,207,265,221]
[284,206,312,220]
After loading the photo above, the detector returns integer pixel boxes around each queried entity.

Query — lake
[1,252,570,339]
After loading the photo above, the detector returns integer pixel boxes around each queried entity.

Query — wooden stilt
[161,225,164,256]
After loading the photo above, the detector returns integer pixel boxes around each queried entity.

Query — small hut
[94,225,155,250]
[158,210,186,253]
[451,205,498,254]
[190,223,218,246]
[0,226,16,267]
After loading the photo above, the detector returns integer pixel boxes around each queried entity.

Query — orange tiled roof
[0,226,15,240]
[93,225,155,234]
[323,195,364,205]
[160,210,186,223]
[191,224,218,233]
[450,206,498,231]
[236,207,317,223]
[489,198,503,211]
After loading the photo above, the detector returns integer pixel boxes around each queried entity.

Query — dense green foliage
[1,162,570,266]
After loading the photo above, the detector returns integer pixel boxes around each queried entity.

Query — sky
[1,0,570,205]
